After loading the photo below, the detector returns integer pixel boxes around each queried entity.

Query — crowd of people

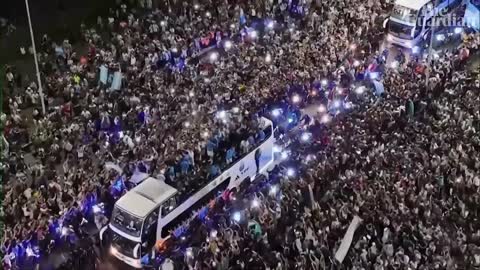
[2,0,480,269]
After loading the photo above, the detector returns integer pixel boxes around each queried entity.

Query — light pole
[425,15,437,88]
[25,0,46,115]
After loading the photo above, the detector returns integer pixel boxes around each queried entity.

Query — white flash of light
[321,114,330,123]
[209,52,219,62]
[217,110,226,119]
[287,168,295,177]
[281,151,289,160]
[232,107,240,113]
[318,104,326,113]
[265,53,272,63]
[206,11,212,17]
[210,229,218,238]
[194,4,199,9]
[267,21,275,29]
[321,79,328,86]
[353,60,360,67]
[391,60,399,69]
[272,109,281,117]
[171,47,178,53]
[250,30,258,39]
[224,40,233,50]
[189,91,195,97]
[184,121,191,128]
[333,100,341,108]
[301,132,311,142]
[292,94,301,103]
[251,199,260,208]
[270,185,278,195]
[160,21,167,26]
[202,131,209,138]
[233,212,241,222]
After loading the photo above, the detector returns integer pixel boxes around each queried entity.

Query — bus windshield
[111,206,144,237]
[389,20,415,39]
[111,231,140,258]
[391,5,418,24]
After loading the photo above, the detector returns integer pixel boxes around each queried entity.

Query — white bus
[101,117,275,268]
[385,0,463,48]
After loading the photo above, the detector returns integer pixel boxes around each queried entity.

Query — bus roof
[395,0,430,10]
[115,177,178,218]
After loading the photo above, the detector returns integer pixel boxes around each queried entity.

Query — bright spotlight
[333,100,341,108]
[454,27,463,34]
[230,24,235,29]
[287,168,295,177]
[318,104,326,113]
[217,110,226,119]
[135,136,141,143]
[301,132,311,142]
[233,212,241,222]
[321,114,330,124]
[202,131,209,138]
[224,40,232,49]
[292,94,301,103]
[249,30,258,39]
[171,47,178,53]
[184,121,191,128]
[410,47,419,55]
[355,86,365,94]
[232,107,240,113]
[288,117,293,123]
[271,109,281,117]
[353,60,360,67]
[206,11,212,17]
[170,88,175,94]
[194,4,199,9]
[265,53,272,63]
[321,79,328,86]
[251,199,260,208]
[209,52,219,62]
[269,185,278,195]
[436,34,445,41]
[267,21,275,29]
[160,21,167,26]
[118,131,124,138]
[61,227,69,236]
[189,91,195,97]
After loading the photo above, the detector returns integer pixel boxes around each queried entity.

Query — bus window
[161,197,178,218]
[160,178,231,238]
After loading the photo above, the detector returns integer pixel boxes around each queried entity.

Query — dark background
[1,0,116,65]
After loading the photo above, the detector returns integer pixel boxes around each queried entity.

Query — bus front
[386,3,422,48]
[108,204,145,268]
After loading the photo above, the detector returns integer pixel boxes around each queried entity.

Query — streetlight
[25,0,46,115]
[425,16,437,87]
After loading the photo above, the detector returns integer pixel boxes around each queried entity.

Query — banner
[110,71,122,91]
[99,65,108,85]
[335,215,362,263]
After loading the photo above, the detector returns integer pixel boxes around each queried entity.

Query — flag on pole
[335,216,362,263]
